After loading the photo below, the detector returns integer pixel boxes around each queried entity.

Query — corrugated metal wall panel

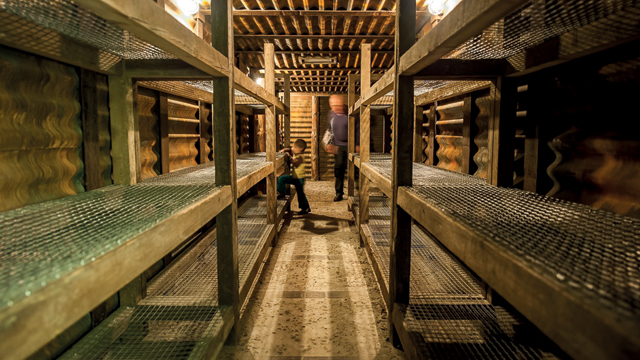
[138,92,160,180]
[168,97,199,171]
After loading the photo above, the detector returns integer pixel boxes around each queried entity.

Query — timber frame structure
[0,1,291,359]
[348,0,640,359]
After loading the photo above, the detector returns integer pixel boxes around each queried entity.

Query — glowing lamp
[175,0,200,15]
[427,0,446,16]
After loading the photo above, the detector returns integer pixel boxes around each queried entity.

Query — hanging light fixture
[175,0,200,16]
[427,0,446,16]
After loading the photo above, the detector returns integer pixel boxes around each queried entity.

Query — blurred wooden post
[348,74,357,197]
[359,44,371,244]
[158,93,171,173]
[212,0,239,343]
[488,77,516,187]
[311,96,320,180]
[265,43,277,226]
[389,0,415,347]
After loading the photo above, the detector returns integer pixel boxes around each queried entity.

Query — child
[277,139,311,215]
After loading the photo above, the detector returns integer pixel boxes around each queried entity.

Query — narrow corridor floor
[218,181,404,360]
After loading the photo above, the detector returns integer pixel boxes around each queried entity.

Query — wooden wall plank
[311,96,320,180]
[265,43,277,225]
[413,106,423,163]
[108,70,140,185]
[389,0,416,347]
[359,43,372,228]
[348,74,357,197]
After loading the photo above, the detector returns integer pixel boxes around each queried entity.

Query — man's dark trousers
[334,145,348,197]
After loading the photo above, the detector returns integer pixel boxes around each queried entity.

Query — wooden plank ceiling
[225,0,434,93]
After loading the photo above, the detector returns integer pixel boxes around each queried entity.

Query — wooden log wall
[200,103,213,162]
[137,90,161,180]
[522,53,640,219]
[167,97,200,171]
[290,94,313,178]
[0,47,84,212]
[236,112,250,154]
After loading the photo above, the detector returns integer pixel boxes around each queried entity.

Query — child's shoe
[297,208,311,215]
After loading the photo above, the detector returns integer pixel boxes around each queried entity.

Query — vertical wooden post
[488,77,516,187]
[347,74,357,197]
[198,101,208,164]
[158,93,170,174]
[462,94,478,175]
[265,43,277,226]
[384,112,392,153]
[359,44,372,234]
[284,74,291,150]
[389,0,415,346]
[108,65,140,185]
[311,96,320,180]
[212,0,239,343]
[428,102,438,165]
[413,105,423,163]
[80,69,104,191]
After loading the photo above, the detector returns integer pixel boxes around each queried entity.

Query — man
[326,95,359,201]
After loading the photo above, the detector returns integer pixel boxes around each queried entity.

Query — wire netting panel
[0,183,224,310]
[0,0,174,60]
[59,303,223,360]
[362,198,564,359]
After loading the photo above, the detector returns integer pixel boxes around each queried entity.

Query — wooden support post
[522,82,553,194]
[265,43,277,227]
[283,75,291,195]
[212,0,239,344]
[359,43,372,246]
[311,96,320,180]
[428,102,438,165]
[347,74,357,197]
[488,77,516,187]
[389,0,415,347]
[80,69,107,190]
[158,93,171,174]
[462,94,478,174]
[108,66,140,185]
[384,112,393,153]
[119,275,146,307]
[413,105,424,163]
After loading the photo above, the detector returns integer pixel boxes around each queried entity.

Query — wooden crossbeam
[235,34,394,40]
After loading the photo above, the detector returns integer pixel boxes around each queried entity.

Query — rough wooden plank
[211,0,239,344]
[74,0,229,77]
[311,96,320,180]
[230,10,397,16]
[360,164,392,198]
[389,0,415,347]
[398,0,528,76]
[123,59,211,80]
[462,94,479,174]
[264,43,278,227]
[397,187,640,360]
[413,59,511,79]
[108,71,140,185]
[413,106,423,163]
[198,102,208,164]
[359,44,372,229]
[362,65,395,107]
[158,93,171,174]
[237,163,274,197]
[234,68,288,114]
[347,74,357,197]
[80,70,105,191]
[488,77,516,187]
[0,186,232,360]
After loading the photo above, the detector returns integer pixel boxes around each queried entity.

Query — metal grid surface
[361,156,640,318]
[0,0,174,59]
[62,197,275,359]
[0,183,224,311]
[406,180,640,319]
[446,0,640,62]
[238,196,287,220]
[361,201,563,359]
[60,303,222,360]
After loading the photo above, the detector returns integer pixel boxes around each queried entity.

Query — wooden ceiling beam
[236,50,393,54]
[269,68,387,71]
[235,34,394,40]
[228,10,399,16]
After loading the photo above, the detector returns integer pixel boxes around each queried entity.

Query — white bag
[322,115,338,154]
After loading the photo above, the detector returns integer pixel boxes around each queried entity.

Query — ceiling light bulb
[176,0,200,15]
[427,0,446,16]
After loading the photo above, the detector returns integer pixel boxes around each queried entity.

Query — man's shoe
[297,208,311,215]
[277,192,285,199]
[334,194,343,202]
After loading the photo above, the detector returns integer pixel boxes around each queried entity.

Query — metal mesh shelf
[360,199,564,359]
[0,155,273,314]
[0,0,174,67]
[61,195,278,359]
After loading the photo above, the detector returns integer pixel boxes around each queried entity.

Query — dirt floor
[218,181,405,360]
